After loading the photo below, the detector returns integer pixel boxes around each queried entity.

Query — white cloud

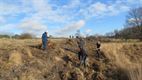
[0,0,141,23]
[0,16,5,24]
[20,20,47,31]
[0,20,47,36]
[30,0,66,22]
[0,1,34,17]
[128,18,142,23]
[85,29,92,33]
[0,3,19,16]
[90,2,107,14]
[0,0,141,37]
[0,24,16,35]
[80,1,131,19]
[0,0,65,36]
[62,0,80,9]
[82,2,106,18]
[79,29,92,37]
[56,20,85,36]
[127,0,142,4]
[16,18,47,36]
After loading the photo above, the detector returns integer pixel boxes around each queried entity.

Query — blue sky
[0,0,142,37]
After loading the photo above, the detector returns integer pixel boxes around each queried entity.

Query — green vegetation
[0,33,36,39]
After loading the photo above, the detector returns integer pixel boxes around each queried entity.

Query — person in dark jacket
[42,32,48,50]
[96,41,101,51]
[77,38,87,67]
[96,41,101,58]
[77,38,85,49]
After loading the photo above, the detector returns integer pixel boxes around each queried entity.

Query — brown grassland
[0,38,142,80]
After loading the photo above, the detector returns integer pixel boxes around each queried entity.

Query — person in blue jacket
[42,32,48,50]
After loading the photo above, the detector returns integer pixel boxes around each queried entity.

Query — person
[96,41,101,58]
[77,38,87,67]
[96,41,101,51]
[77,37,85,49]
[42,32,48,50]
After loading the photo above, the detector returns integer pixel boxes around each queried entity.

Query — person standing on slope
[42,32,48,50]
[77,38,88,67]
[96,41,101,59]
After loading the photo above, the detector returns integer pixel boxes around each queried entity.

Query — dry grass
[0,38,142,80]
[9,50,22,66]
[102,43,142,80]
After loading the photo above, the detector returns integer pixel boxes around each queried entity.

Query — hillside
[0,39,142,80]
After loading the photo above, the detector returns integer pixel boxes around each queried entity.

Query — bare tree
[125,7,142,28]
[75,30,81,38]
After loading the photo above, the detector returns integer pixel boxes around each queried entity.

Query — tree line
[106,7,142,40]
[0,33,35,39]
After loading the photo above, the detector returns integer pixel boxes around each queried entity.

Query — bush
[0,35,10,38]
[19,33,34,39]
[12,33,35,39]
